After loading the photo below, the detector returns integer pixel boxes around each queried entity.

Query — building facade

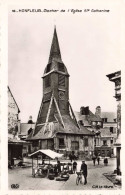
[95,111,117,157]
[8,87,23,165]
[75,106,117,157]
[28,28,95,159]
[107,70,121,175]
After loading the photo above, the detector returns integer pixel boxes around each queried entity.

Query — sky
[8,1,122,123]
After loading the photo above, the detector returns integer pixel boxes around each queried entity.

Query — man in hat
[80,160,87,185]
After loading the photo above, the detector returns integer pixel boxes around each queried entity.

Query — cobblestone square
[8,158,120,190]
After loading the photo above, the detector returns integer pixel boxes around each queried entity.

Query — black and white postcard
[0,0,124,195]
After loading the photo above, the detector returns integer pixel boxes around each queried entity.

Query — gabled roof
[89,110,102,122]
[74,109,102,125]
[27,114,94,141]
[8,137,26,143]
[56,114,94,135]
[29,149,63,159]
[8,86,20,113]
[106,70,121,81]
[101,112,117,122]
[74,112,91,126]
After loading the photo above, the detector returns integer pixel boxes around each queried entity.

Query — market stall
[29,149,64,178]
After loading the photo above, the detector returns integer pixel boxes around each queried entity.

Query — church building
[28,28,94,158]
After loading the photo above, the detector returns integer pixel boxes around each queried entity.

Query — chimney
[95,106,101,117]
[85,106,89,115]
[80,106,89,115]
[80,107,85,115]
[28,116,33,124]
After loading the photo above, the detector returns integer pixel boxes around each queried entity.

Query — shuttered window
[45,75,50,88]
[58,74,65,86]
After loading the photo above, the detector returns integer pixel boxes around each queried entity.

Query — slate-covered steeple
[27,27,82,140]
[48,27,62,63]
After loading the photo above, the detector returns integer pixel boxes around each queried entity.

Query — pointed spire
[49,27,62,63]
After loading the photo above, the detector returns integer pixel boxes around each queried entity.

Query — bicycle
[76,171,83,185]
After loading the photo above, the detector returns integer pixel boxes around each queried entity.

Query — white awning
[29,149,63,159]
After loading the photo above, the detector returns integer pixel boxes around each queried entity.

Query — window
[79,120,84,125]
[103,140,107,146]
[45,75,50,88]
[105,118,107,122]
[46,63,51,73]
[32,141,39,147]
[97,122,101,126]
[110,127,113,133]
[85,151,88,155]
[102,150,105,155]
[58,74,65,86]
[47,140,54,150]
[43,92,52,102]
[59,138,65,147]
[102,118,107,122]
[84,138,88,147]
[58,63,65,72]
[94,139,96,146]
[92,121,96,126]
[71,141,79,150]
[110,139,113,144]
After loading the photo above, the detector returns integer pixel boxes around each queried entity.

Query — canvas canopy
[29,149,63,159]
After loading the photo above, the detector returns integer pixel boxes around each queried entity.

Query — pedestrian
[57,160,61,174]
[92,155,96,166]
[80,160,87,185]
[69,153,73,162]
[73,161,77,173]
[97,155,100,165]
[104,157,108,166]
[42,159,45,165]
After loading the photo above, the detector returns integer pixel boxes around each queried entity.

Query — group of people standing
[92,154,100,165]
[92,154,108,166]
[55,153,109,186]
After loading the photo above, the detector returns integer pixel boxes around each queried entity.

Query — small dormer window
[58,63,65,72]
[46,63,51,73]
[92,121,96,126]
[102,118,107,122]
[79,120,84,125]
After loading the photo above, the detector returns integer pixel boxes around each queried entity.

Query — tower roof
[48,27,62,63]
[43,27,69,76]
